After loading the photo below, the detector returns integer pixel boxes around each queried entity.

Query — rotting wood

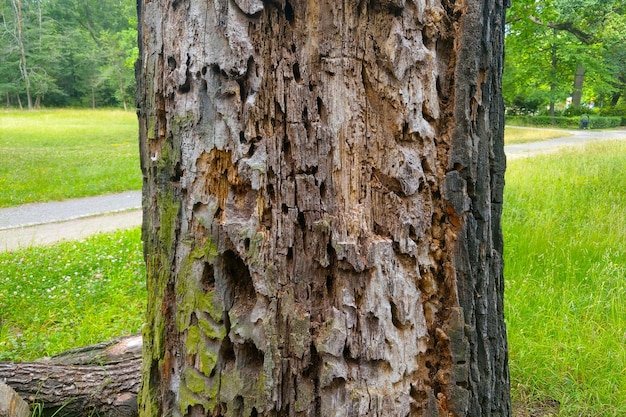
[0,381,29,417]
[137,0,511,415]
[0,335,141,417]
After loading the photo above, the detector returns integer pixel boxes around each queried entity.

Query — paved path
[0,128,624,251]
[0,191,142,252]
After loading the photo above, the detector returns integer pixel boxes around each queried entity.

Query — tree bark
[137,0,510,416]
[0,335,141,417]
[572,64,586,108]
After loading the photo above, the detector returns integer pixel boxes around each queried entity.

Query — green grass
[0,228,146,361]
[0,109,141,208]
[504,140,626,416]
[504,126,573,144]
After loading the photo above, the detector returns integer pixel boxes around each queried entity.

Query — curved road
[1,128,625,251]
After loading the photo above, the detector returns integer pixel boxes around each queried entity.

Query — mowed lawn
[504,126,573,144]
[0,109,141,208]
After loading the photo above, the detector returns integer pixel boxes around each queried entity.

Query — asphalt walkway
[0,128,624,251]
[0,191,141,252]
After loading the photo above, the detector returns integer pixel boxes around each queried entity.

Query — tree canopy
[504,0,626,115]
[0,0,137,109]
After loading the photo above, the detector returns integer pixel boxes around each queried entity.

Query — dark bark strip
[137,0,510,416]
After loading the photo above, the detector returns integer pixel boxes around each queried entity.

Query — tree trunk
[572,64,585,108]
[10,0,32,110]
[549,36,557,118]
[0,335,141,417]
[137,0,510,416]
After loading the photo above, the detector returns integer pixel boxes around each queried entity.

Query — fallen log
[0,335,141,417]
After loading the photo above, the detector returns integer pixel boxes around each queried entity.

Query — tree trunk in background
[137,0,509,416]
[549,37,557,118]
[10,0,32,110]
[572,64,586,108]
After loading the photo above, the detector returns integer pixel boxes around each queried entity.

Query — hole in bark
[409,225,417,240]
[325,275,333,294]
[244,238,250,251]
[239,131,246,144]
[201,66,207,75]
[179,69,192,93]
[282,136,291,155]
[316,97,325,120]
[251,408,258,417]
[188,404,206,415]
[167,56,177,70]
[297,211,306,229]
[219,334,235,363]
[220,250,255,310]
[453,162,463,172]
[201,263,215,293]
[261,206,272,228]
[373,222,388,238]
[172,0,180,10]
[293,62,302,83]
[319,181,326,199]
[171,161,183,182]
[285,1,294,23]
[287,247,293,261]
[342,344,351,360]
[214,206,222,219]
[291,43,296,53]
[237,341,264,370]
[233,396,244,413]
[281,204,289,214]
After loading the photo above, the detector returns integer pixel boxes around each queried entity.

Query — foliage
[506,115,623,128]
[504,0,626,113]
[505,140,626,416]
[0,0,137,108]
[0,228,146,361]
[0,109,141,207]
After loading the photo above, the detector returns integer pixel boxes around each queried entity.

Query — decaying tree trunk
[138,0,510,416]
[0,335,141,417]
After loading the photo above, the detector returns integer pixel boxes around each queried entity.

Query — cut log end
[0,335,142,417]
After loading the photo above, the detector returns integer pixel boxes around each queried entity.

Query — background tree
[0,0,137,108]
[137,0,509,416]
[504,0,626,113]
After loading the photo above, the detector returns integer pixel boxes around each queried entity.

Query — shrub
[506,115,622,129]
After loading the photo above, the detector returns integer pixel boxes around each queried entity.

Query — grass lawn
[0,228,145,361]
[504,126,573,144]
[0,109,141,208]
[505,140,626,416]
